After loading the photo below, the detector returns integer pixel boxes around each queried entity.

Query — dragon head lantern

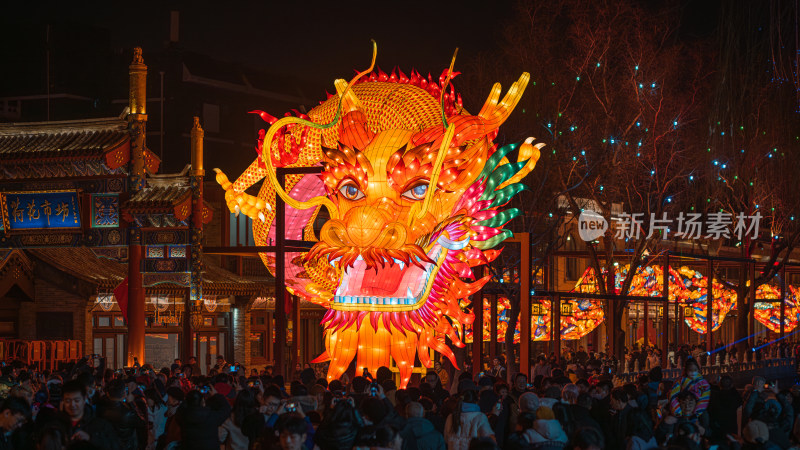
[215,44,541,387]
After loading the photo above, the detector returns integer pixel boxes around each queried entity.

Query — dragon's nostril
[346,207,390,247]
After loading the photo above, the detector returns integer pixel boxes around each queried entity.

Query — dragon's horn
[496,137,543,190]
[478,72,530,132]
[260,40,378,214]
[440,48,458,127]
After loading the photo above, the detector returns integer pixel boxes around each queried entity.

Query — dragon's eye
[338,183,365,201]
[402,182,429,201]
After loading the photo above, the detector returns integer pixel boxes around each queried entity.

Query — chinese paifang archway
[214,43,541,388]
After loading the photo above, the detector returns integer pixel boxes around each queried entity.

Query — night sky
[2,0,720,174]
[6,0,717,86]
[6,0,522,86]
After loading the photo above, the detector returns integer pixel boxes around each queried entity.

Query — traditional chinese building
[0,48,333,374]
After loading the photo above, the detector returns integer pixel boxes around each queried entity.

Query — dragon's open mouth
[332,245,444,311]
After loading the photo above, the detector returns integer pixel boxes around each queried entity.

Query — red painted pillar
[127,243,145,366]
[706,259,714,353]
[472,267,484,375]
[126,47,148,367]
[275,169,287,380]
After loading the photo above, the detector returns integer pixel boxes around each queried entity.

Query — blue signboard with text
[1,191,81,231]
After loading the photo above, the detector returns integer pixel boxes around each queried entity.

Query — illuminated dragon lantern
[215,44,540,387]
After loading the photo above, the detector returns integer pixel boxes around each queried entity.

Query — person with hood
[525,406,568,447]
[425,371,450,405]
[405,402,444,450]
[742,419,782,450]
[444,383,496,450]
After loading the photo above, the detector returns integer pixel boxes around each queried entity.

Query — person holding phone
[214,355,231,373]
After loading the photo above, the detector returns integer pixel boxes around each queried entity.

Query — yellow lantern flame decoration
[215,43,540,387]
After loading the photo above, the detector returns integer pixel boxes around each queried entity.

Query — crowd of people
[0,347,797,450]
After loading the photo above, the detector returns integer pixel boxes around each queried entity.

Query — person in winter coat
[505,408,567,450]
[0,396,30,450]
[54,380,121,450]
[742,419,782,450]
[96,379,147,450]
[669,358,710,416]
[144,388,167,450]
[314,399,361,450]
[751,398,791,449]
[175,389,232,450]
[656,391,710,445]
[708,374,741,442]
[219,389,257,450]
[607,387,633,450]
[444,387,495,450]
[526,406,568,445]
[625,408,657,450]
[404,402,444,450]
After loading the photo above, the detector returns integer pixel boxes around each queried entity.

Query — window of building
[250,332,265,358]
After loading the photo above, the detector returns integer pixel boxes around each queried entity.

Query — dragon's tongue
[344,259,425,297]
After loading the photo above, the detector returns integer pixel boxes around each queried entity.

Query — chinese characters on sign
[1,191,81,231]
[606,211,762,241]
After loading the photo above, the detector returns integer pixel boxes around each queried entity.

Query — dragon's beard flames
[311,226,479,387]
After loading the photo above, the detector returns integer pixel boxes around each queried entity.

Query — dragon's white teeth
[393,258,406,270]
[406,286,414,299]
[234,205,240,216]
[258,211,266,223]
[356,255,364,262]
[335,275,349,297]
